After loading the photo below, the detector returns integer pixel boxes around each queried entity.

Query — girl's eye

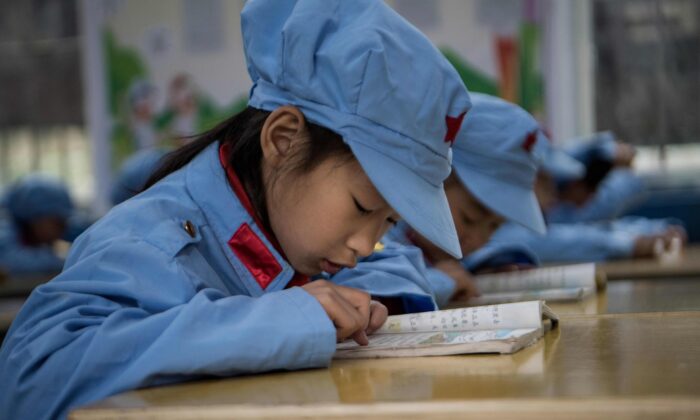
[387,217,398,226]
[353,197,371,215]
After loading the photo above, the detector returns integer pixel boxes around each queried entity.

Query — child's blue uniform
[486,216,675,263]
[0,175,77,276]
[375,221,460,307]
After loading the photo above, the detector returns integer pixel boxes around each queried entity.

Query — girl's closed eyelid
[353,196,371,214]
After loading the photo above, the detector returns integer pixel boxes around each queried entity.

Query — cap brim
[347,141,462,259]
[453,165,546,235]
[543,149,585,181]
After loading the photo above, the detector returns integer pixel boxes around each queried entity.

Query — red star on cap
[522,130,537,152]
[444,111,467,145]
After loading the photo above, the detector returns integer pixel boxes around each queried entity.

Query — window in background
[593,0,700,173]
[0,0,92,203]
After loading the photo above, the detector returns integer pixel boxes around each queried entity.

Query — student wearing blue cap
[484,137,686,264]
[110,148,169,205]
[0,1,471,418]
[0,175,79,276]
[337,94,555,306]
[547,131,646,224]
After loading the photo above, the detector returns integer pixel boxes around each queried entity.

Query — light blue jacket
[547,169,646,224]
[0,144,343,419]
[368,222,457,307]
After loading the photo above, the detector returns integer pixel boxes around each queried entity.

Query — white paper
[468,287,595,306]
[474,263,596,294]
[376,301,544,334]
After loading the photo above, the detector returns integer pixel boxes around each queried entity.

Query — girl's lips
[320,259,344,275]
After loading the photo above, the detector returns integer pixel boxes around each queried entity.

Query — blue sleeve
[547,169,646,223]
[424,266,456,308]
[489,222,637,263]
[0,239,336,420]
[462,243,540,272]
[330,242,437,313]
[609,216,678,235]
[0,224,64,276]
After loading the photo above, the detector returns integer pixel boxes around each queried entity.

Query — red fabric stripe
[228,223,281,290]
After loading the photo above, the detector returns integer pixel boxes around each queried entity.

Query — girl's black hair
[145,106,353,232]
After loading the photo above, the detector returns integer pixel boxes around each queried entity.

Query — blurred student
[110,148,168,205]
[127,79,158,150]
[547,131,645,223]
[0,175,83,276]
[484,152,685,264]
[0,1,472,419]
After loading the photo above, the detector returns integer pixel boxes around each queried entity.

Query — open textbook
[465,263,602,306]
[335,301,558,359]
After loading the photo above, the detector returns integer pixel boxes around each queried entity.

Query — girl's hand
[302,280,371,345]
[366,300,388,335]
[433,259,480,301]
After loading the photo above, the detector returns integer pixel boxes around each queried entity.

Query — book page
[474,263,596,294]
[338,328,536,350]
[468,287,595,306]
[376,301,545,334]
[335,328,543,358]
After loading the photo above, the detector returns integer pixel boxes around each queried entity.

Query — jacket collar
[185,142,297,296]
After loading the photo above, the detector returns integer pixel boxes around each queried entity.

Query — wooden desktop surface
[550,277,700,315]
[601,245,700,280]
[72,312,700,419]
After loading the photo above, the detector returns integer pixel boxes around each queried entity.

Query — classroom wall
[81,0,588,212]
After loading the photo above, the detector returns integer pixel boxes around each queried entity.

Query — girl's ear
[260,105,307,169]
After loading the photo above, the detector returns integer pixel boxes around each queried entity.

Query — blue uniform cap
[451,94,546,235]
[535,136,586,182]
[564,130,618,165]
[2,175,73,223]
[111,148,168,205]
[241,0,472,259]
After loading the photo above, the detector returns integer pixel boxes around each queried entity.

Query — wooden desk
[601,245,700,280]
[71,312,700,419]
[550,277,700,316]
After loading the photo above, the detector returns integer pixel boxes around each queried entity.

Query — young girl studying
[0,1,471,419]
